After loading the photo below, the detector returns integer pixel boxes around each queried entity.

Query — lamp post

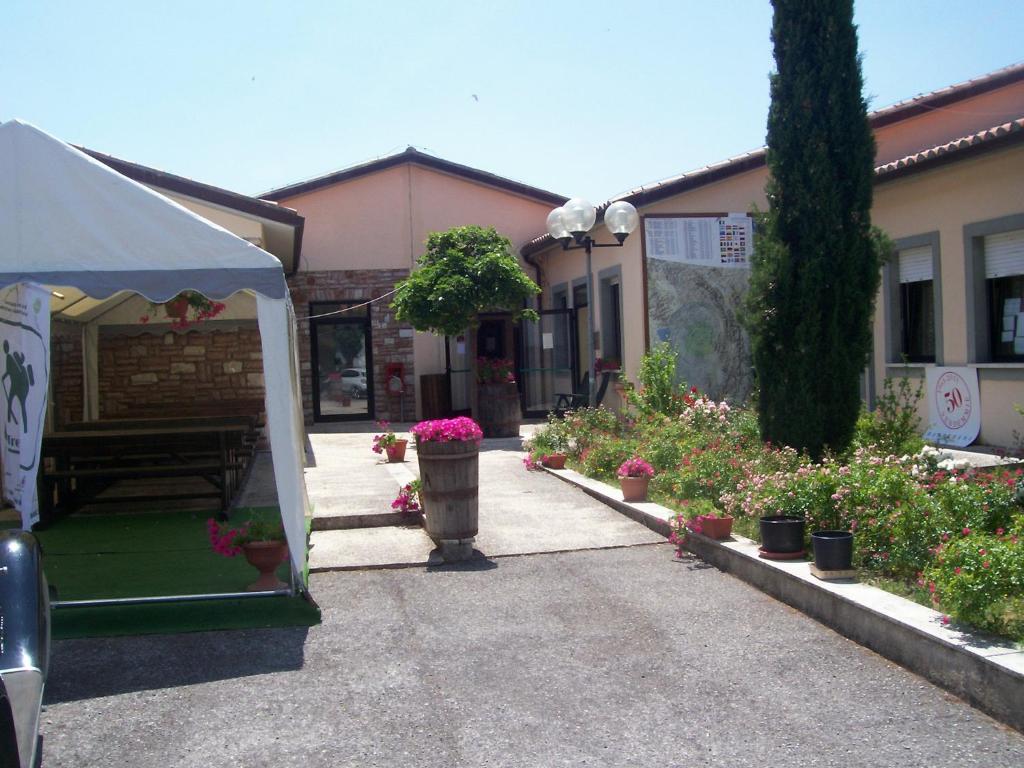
[546,198,640,406]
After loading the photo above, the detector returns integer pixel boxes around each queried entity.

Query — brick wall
[288,269,415,424]
[97,325,264,417]
[51,321,83,428]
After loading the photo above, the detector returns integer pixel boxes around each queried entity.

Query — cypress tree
[746,0,880,459]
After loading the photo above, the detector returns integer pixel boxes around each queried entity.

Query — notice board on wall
[643,214,754,404]
[643,214,753,268]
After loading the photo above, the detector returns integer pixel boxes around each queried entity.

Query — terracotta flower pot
[620,475,650,502]
[700,515,734,540]
[542,453,567,469]
[242,540,289,591]
[386,439,408,463]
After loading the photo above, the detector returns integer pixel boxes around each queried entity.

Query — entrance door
[310,302,374,421]
[519,308,578,417]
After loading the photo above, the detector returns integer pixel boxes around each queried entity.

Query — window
[598,267,624,367]
[886,234,940,365]
[984,229,1024,361]
[896,245,935,362]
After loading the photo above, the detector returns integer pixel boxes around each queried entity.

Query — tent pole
[53,589,292,609]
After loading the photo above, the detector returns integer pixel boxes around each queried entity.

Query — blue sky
[2,1,1021,203]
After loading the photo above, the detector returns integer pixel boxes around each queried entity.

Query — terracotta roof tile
[874,117,1024,178]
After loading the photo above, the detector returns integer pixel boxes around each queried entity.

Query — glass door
[519,308,577,417]
[310,302,373,421]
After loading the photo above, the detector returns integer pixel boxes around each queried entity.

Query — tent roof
[0,120,287,301]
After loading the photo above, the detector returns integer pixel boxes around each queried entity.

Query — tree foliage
[391,225,540,336]
[745,0,882,460]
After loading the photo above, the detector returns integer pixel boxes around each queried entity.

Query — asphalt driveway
[42,544,1024,767]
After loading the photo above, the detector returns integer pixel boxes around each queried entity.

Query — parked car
[0,530,50,768]
[339,368,367,397]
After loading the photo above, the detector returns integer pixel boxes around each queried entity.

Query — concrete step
[309,525,434,571]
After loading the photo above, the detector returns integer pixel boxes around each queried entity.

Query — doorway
[310,302,374,421]
[518,307,578,417]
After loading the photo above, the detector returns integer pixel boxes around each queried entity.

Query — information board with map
[644,215,752,268]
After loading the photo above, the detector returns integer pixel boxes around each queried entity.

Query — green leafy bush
[628,342,689,417]
[925,531,1024,641]
[853,373,925,456]
[579,438,637,482]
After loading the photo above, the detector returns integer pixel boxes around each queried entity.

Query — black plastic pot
[811,530,854,571]
[759,515,805,553]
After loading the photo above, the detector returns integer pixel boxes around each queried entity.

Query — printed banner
[644,215,752,268]
[924,367,981,448]
[0,284,51,528]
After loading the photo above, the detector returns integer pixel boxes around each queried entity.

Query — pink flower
[941,615,951,626]
[961,527,971,536]
[983,561,991,569]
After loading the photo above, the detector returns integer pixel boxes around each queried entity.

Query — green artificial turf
[52,594,321,639]
[4,506,320,637]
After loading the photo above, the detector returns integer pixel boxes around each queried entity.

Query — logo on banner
[0,285,50,528]
[934,370,972,430]
[924,367,981,448]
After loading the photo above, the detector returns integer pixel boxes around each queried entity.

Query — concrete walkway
[304,425,663,570]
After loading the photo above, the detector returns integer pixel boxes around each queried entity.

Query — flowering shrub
[680,392,732,430]
[617,457,654,479]
[412,416,483,443]
[207,514,285,558]
[477,357,516,384]
[391,481,422,518]
[561,407,621,456]
[372,420,399,453]
[560,344,1024,642]
[924,530,1024,640]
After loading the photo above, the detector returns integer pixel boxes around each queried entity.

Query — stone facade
[51,321,84,428]
[96,325,264,417]
[288,269,415,424]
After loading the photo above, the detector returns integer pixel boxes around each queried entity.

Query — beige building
[262,148,565,424]
[522,64,1024,448]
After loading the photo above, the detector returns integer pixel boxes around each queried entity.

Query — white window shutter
[898,245,933,284]
[984,229,1024,278]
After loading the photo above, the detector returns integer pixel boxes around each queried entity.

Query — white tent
[0,119,311,581]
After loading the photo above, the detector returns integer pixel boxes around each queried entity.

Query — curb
[543,465,1024,733]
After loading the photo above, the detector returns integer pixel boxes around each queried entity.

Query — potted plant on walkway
[412,416,484,561]
[372,420,408,462]
[391,480,423,524]
[523,417,571,469]
[392,225,539,423]
[617,457,654,502]
[207,513,289,591]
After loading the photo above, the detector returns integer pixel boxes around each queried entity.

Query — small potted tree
[392,225,539,426]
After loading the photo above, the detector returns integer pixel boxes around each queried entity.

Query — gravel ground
[42,544,1024,767]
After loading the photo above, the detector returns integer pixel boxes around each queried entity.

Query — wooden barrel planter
[477,382,521,438]
[417,438,479,546]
